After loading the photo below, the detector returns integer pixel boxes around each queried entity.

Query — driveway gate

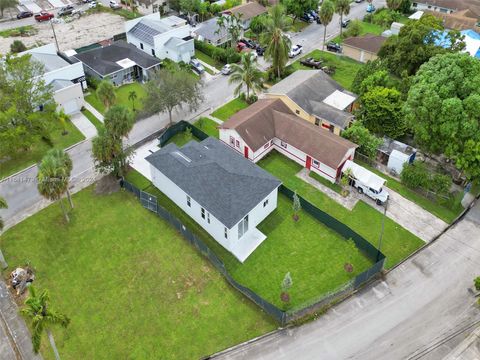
[140,191,157,213]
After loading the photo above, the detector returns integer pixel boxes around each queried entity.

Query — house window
[315,118,320,126]
[295,110,300,115]
[236,140,240,148]
[263,199,269,207]
[201,207,205,219]
[187,195,191,207]
[312,159,320,168]
[238,215,249,239]
[151,49,156,56]
[207,212,210,224]
[281,141,287,149]
[230,136,235,146]
[224,227,228,239]
[140,43,144,50]
[329,125,335,133]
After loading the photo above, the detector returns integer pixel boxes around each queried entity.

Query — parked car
[289,44,303,58]
[236,41,247,52]
[239,38,256,49]
[301,12,314,23]
[355,0,364,3]
[16,11,33,19]
[326,42,342,53]
[58,5,74,16]
[34,11,54,22]
[316,17,322,24]
[190,58,205,74]
[88,1,97,8]
[366,3,376,12]
[110,0,122,9]
[256,46,265,56]
[300,57,323,69]
[341,19,351,28]
[308,10,319,20]
[221,64,233,75]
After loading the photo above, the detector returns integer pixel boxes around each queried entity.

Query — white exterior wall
[219,129,249,158]
[412,2,454,13]
[53,83,85,114]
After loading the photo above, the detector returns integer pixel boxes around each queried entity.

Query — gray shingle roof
[267,70,357,129]
[195,17,229,43]
[30,52,70,72]
[146,137,281,228]
[73,40,160,76]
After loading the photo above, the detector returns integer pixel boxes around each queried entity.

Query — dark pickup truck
[300,57,323,69]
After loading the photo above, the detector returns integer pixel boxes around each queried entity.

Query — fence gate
[140,191,157,213]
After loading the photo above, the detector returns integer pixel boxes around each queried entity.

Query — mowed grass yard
[0,187,275,359]
[211,98,249,121]
[125,170,373,309]
[288,50,364,91]
[331,21,384,44]
[85,82,146,115]
[165,118,219,147]
[258,151,424,269]
[0,120,84,179]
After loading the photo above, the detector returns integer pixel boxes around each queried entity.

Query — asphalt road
[215,203,480,360]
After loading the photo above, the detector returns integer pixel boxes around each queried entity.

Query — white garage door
[62,100,79,115]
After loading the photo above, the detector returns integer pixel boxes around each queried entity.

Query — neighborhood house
[146,137,282,263]
[342,35,387,63]
[223,2,268,29]
[194,17,231,46]
[20,43,86,114]
[126,14,195,63]
[72,40,161,86]
[263,70,357,135]
[219,99,358,183]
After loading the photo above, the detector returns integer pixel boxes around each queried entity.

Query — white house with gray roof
[193,17,231,46]
[146,137,281,263]
[19,43,86,114]
[125,14,194,63]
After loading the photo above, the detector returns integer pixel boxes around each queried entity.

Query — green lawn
[291,20,309,32]
[258,152,424,269]
[355,159,464,223]
[81,109,103,131]
[332,21,385,44]
[125,170,373,309]
[195,49,224,70]
[0,25,36,38]
[309,171,342,194]
[85,82,146,115]
[0,187,275,359]
[0,120,85,179]
[194,117,220,138]
[288,50,364,91]
[211,98,249,121]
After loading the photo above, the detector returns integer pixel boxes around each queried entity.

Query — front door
[306,155,312,170]
[244,146,249,159]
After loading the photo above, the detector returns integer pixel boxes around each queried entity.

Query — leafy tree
[0,0,17,17]
[283,0,318,23]
[37,152,71,222]
[21,287,70,358]
[398,0,411,14]
[0,196,7,269]
[144,69,203,127]
[404,52,480,179]
[400,161,429,189]
[47,149,74,209]
[319,0,335,50]
[357,70,393,96]
[128,90,137,111]
[342,122,382,158]
[10,39,26,53]
[292,190,301,221]
[168,0,180,11]
[229,53,263,101]
[335,0,350,36]
[216,13,243,48]
[262,5,292,79]
[358,86,406,139]
[386,0,402,10]
[179,0,200,16]
[351,58,388,95]
[378,14,465,76]
[96,80,116,110]
[344,19,362,38]
[249,14,268,40]
[198,1,209,21]
[430,173,452,196]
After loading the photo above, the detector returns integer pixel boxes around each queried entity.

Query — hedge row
[194,39,241,64]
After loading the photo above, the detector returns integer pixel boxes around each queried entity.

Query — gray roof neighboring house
[146,137,281,228]
[266,70,357,129]
[50,79,74,91]
[29,52,70,72]
[195,17,229,44]
[343,35,387,54]
[128,19,171,46]
[73,40,161,77]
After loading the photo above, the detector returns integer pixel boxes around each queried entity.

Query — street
[214,205,480,360]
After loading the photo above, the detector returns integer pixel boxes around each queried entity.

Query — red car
[236,42,247,52]
[34,11,54,22]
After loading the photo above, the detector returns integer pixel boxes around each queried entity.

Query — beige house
[342,35,387,63]
[263,70,357,136]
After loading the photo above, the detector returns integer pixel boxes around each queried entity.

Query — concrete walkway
[70,112,97,139]
[197,58,220,75]
[130,139,158,181]
[297,168,447,242]
[206,115,223,125]
[83,102,104,123]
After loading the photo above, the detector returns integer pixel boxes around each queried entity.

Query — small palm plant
[21,286,70,359]
[292,190,301,222]
[128,90,137,112]
[229,53,264,102]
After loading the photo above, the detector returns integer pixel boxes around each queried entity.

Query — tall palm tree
[96,80,116,110]
[37,154,70,222]
[0,196,8,269]
[262,5,292,80]
[21,287,70,359]
[320,0,335,50]
[335,0,351,36]
[229,53,264,101]
[47,149,74,209]
[128,90,137,112]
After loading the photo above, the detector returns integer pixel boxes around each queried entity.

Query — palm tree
[47,149,74,209]
[0,196,8,269]
[57,110,70,136]
[335,0,351,36]
[386,0,402,10]
[37,154,70,222]
[229,53,264,101]
[262,5,292,80]
[21,287,70,359]
[96,80,116,110]
[128,90,137,112]
[320,0,335,50]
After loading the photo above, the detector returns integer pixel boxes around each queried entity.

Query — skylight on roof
[172,151,191,163]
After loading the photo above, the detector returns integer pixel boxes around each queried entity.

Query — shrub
[475,277,480,291]
[400,162,429,189]
[86,76,100,90]
[344,20,362,38]
[363,13,373,23]
[10,40,27,53]
[194,39,240,63]
[430,173,452,196]
[371,8,401,28]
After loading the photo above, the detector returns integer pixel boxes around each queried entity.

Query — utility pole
[50,20,60,52]
[376,197,388,262]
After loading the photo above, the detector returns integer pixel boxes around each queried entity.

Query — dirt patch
[94,175,120,195]
[0,12,125,54]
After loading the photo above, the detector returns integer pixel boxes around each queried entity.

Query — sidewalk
[83,102,104,123]
[70,112,97,139]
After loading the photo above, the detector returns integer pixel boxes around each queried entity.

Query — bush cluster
[363,8,401,28]
[401,162,452,196]
[194,40,241,64]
